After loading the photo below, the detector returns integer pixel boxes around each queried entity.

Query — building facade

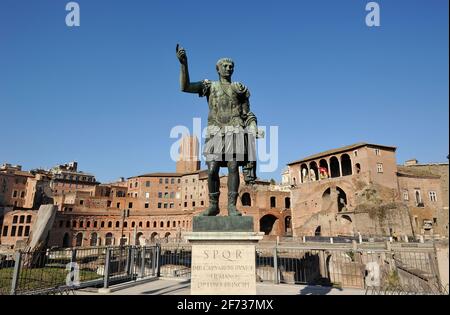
[287,143,448,239]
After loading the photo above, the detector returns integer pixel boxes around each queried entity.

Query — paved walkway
[77,278,367,295]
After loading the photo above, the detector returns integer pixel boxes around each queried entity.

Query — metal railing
[1,242,445,295]
[1,245,160,295]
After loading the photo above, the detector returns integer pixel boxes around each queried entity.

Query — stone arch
[62,232,70,248]
[319,159,329,179]
[90,232,98,246]
[330,156,341,178]
[164,232,171,241]
[339,215,354,235]
[136,232,144,245]
[322,188,332,211]
[341,154,352,176]
[315,226,322,236]
[150,232,158,243]
[336,187,348,212]
[75,232,83,247]
[341,215,352,223]
[309,161,319,181]
[241,193,251,206]
[259,214,278,235]
[300,163,309,183]
[105,232,113,246]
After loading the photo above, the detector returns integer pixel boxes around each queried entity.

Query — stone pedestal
[184,217,263,295]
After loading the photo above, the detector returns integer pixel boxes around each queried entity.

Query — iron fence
[0,242,445,295]
[158,244,192,278]
[0,245,160,295]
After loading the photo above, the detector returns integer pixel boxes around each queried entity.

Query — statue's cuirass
[207,81,244,128]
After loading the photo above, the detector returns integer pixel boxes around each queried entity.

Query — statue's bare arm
[176,44,203,94]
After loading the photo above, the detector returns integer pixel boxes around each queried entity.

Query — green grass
[0,267,101,294]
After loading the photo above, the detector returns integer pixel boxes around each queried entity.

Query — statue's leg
[199,161,220,216]
[227,161,242,216]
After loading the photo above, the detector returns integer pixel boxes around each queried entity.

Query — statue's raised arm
[176,44,203,94]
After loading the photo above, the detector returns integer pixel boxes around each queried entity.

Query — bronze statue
[176,44,261,217]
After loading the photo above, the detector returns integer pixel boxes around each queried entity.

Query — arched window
[153,221,157,228]
[160,221,163,228]
[336,187,348,212]
[315,226,321,236]
[319,159,329,179]
[309,161,319,181]
[241,193,251,206]
[116,221,120,228]
[355,163,361,174]
[330,156,341,178]
[105,233,113,246]
[259,215,278,235]
[341,154,352,176]
[75,233,83,247]
[270,197,276,208]
[90,233,98,246]
[300,164,309,183]
[146,221,150,228]
[108,221,112,228]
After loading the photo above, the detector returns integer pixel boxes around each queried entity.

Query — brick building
[286,143,448,239]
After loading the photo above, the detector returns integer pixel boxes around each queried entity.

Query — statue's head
[216,58,234,79]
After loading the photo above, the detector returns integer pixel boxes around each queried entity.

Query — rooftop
[287,142,397,166]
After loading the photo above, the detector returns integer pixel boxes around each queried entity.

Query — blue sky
[0,0,448,182]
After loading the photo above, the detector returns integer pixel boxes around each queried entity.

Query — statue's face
[217,61,234,78]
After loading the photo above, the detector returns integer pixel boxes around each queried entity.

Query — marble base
[184,231,264,295]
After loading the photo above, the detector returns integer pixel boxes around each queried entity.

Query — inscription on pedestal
[191,244,256,295]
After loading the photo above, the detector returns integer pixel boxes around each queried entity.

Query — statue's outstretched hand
[176,44,187,65]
